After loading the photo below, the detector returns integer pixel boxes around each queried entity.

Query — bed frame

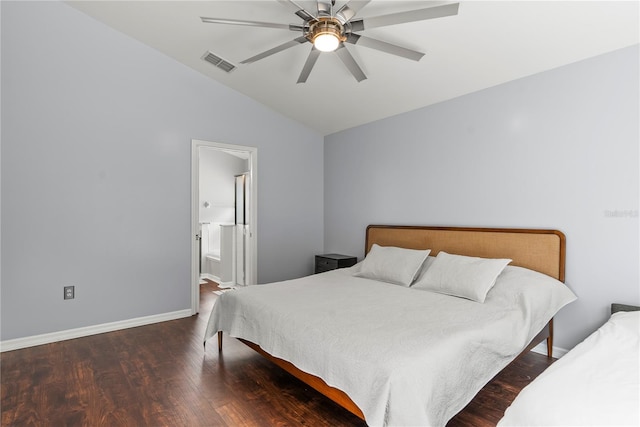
[217,225,566,420]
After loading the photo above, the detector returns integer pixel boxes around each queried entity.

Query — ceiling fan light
[314,33,340,52]
[308,18,345,53]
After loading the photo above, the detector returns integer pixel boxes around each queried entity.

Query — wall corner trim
[0,309,193,352]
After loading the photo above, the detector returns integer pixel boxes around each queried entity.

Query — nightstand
[315,253,357,274]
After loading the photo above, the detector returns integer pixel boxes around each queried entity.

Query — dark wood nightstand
[315,254,357,274]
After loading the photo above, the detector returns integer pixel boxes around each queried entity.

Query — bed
[498,305,640,427]
[204,225,577,426]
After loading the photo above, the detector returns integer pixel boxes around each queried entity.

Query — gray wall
[325,45,639,351]
[2,0,637,352]
[1,1,324,341]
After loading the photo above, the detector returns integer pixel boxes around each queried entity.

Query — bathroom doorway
[190,139,257,314]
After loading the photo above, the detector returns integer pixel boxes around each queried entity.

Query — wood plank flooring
[1,280,555,426]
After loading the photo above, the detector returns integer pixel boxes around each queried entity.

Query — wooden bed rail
[216,330,363,418]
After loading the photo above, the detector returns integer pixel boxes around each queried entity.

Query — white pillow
[412,251,511,302]
[354,244,431,287]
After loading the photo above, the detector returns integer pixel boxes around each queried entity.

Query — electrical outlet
[64,286,75,300]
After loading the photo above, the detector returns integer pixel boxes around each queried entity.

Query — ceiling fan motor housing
[307,17,346,48]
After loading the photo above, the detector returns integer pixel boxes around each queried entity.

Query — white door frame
[191,139,258,314]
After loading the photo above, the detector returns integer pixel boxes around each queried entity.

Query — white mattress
[498,310,640,427]
[205,265,576,427]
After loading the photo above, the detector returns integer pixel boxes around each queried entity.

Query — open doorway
[190,139,257,314]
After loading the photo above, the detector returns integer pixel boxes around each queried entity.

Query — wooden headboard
[366,225,565,282]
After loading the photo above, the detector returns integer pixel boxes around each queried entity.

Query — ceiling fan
[201,1,459,83]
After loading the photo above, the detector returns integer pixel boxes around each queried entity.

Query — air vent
[202,51,236,73]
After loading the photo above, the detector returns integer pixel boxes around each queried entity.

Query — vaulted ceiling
[67,1,639,135]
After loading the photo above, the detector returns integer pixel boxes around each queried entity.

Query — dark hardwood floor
[1,280,555,426]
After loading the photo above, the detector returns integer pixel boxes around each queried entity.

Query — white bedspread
[498,310,640,427]
[204,265,576,427]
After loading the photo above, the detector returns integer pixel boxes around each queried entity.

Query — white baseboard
[201,273,234,288]
[530,341,569,358]
[201,273,218,282]
[0,309,192,352]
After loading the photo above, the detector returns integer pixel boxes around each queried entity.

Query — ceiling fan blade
[345,33,424,61]
[335,44,367,82]
[352,2,459,30]
[240,36,308,64]
[200,17,301,31]
[277,0,315,22]
[335,0,371,24]
[297,48,321,83]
